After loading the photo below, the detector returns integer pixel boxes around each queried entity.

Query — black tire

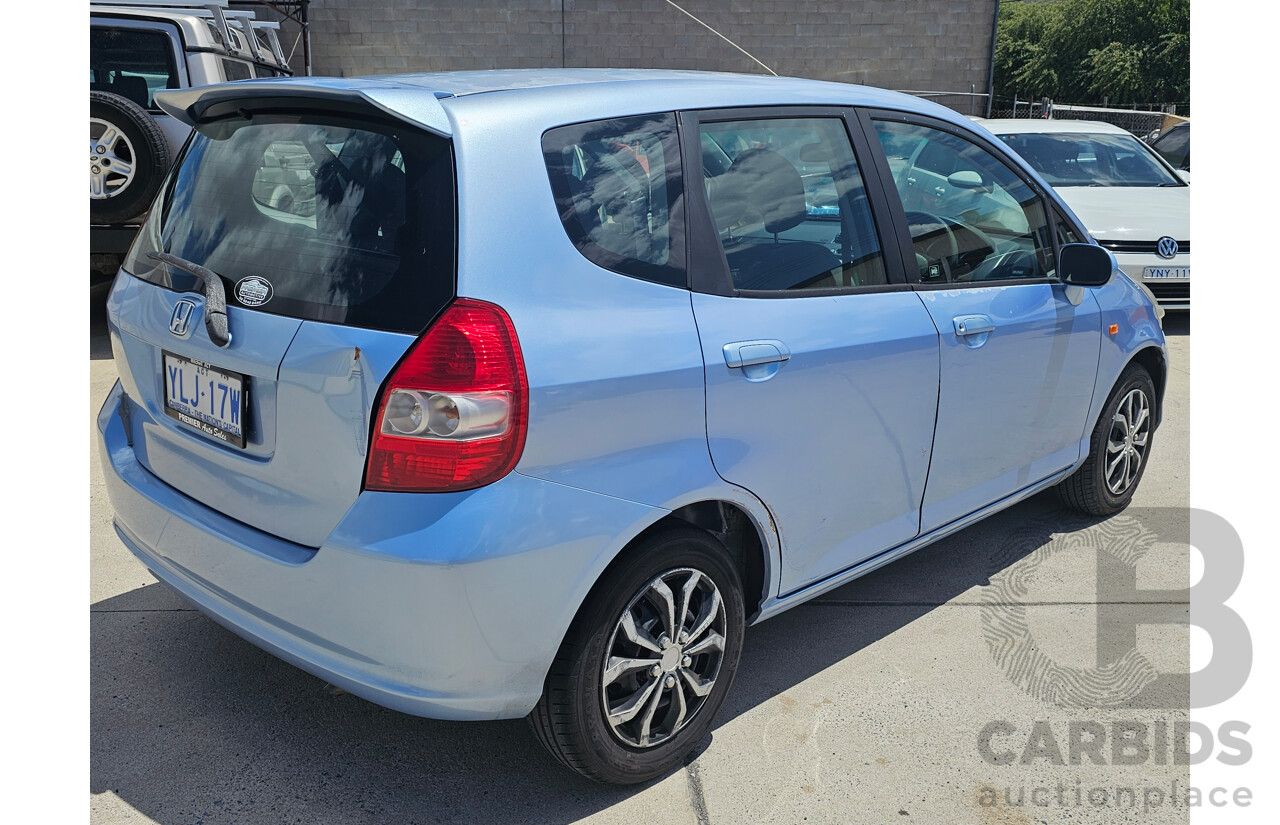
[90,91,172,224]
[529,526,746,784]
[1057,363,1156,516]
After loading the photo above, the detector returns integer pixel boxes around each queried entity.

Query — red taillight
[364,299,528,492]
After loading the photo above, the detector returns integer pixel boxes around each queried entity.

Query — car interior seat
[707,147,842,290]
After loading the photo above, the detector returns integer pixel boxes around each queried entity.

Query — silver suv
[90,0,292,281]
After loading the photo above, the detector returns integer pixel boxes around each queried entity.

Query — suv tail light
[365,299,528,492]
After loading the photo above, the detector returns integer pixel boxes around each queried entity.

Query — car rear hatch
[108,84,456,547]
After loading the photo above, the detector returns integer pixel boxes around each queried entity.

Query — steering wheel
[904,211,958,281]
[967,248,1040,282]
[945,222,999,282]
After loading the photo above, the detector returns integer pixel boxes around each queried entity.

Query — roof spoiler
[154,81,453,137]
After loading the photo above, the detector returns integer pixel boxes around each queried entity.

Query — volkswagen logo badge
[1156,236,1179,259]
[235,276,274,307]
[169,299,197,337]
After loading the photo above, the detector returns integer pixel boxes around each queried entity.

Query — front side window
[1055,210,1084,246]
[699,117,886,291]
[543,114,684,287]
[125,114,455,333]
[875,121,1054,283]
[998,131,1183,187]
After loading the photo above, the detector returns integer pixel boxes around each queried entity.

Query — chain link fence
[895,92,1191,138]
[896,90,992,117]
[988,100,1191,138]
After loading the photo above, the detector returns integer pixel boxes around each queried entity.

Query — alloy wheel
[601,567,727,748]
[1105,387,1150,495]
[90,117,137,199]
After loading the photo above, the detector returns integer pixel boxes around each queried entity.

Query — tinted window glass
[543,114,684,287]
[998,131,1181,187]
[1153,125,1189,170]
[1055,210,1083,246]
[699,117,886,291]
[221,59,253,81]
[875,121,1054,283]
[125,114,455,333]
[90,26,178,109]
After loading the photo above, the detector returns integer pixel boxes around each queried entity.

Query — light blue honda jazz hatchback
[97,69,1166,784]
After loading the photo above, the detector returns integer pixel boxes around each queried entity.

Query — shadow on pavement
[1161,311,1189,337]
[91,492,1098,824]
[91,282,113,361]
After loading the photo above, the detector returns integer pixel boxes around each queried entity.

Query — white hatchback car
[982,119,1189,311]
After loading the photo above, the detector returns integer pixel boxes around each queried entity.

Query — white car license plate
[162,351,246,448]
[1142,266,1190,280]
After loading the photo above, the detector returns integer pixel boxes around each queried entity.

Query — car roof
[981,118,1135,136]
[156,69,974,139]
[91,5,219,47]
[334,68,917,104]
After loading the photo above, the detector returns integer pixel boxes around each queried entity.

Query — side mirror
[1059,243,1114,287]
[1175,169,1191,184]
[947,170,985,189]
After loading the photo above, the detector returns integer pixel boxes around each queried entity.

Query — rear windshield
[125,113,455,333]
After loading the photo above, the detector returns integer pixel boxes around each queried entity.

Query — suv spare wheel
[90,91,171,224]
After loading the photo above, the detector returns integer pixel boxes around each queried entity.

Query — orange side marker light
[1108,324,1119,336]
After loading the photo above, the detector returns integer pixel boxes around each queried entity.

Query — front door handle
[952,315,995,348]
[953,315,994,336]
[723,340,791,382]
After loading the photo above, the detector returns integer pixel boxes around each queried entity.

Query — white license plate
[1142,266,1190,280]
[162,351,246,447]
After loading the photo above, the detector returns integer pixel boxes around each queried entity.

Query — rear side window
[543,114,685,287]
[125,114,455,333]
[90,26,179,109]
[698,117,887,291]
[221,59,253,81]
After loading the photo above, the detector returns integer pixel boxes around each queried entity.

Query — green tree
[993,0,1189,106]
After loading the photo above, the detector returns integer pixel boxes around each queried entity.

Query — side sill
[751,466,1075,624]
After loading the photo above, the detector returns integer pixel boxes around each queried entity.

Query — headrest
[577,148,647,219]
[710,147,808,235]
[112,75,150,109]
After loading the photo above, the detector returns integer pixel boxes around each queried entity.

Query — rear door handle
[723,340,791,382]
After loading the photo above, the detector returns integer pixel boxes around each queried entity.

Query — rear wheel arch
[529,522,747,782]
[544,497,776,691]
[640,500,773,621]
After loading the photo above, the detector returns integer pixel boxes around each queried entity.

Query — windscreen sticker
[235,276,274,307]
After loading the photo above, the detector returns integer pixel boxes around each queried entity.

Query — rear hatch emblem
[169,299,196,337]
[235,276,274,306]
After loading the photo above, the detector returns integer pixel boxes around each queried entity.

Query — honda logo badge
[169,299,197,337]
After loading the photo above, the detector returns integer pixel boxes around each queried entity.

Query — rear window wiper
[147,252,232,347]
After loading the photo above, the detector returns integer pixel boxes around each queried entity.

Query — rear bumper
[97,380,661,720]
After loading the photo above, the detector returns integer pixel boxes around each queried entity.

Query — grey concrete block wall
[306,1,996,108]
